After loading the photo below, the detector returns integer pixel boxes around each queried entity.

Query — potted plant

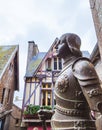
[23,104,40,119]
[38,106,54,120]
[46,68,52,71]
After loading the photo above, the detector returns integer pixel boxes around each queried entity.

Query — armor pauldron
[72,57,102,111]
[87,88,102,98]
[72,57,100,86]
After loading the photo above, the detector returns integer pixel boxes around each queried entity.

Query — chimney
[26,41,39,70]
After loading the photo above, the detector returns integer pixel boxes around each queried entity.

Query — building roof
[25,37,90,78]
[25,52,46,77]
[0,45,19,90]
[82,51,90,58]
[25,38,59,78]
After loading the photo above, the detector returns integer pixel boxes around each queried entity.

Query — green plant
[24,105,40,115]
[23,110,29,115]
[42,105,52,110]
[46,68,52,71]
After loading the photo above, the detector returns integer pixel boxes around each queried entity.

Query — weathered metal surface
[51,33,102,130]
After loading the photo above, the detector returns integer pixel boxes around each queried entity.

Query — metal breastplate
[51,63,96,130]
[55,64,89,116]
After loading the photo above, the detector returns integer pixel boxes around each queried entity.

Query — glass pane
[54,58,57,70]
[58,58,62,70]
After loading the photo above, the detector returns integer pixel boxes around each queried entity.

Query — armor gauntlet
[72,57,102,114]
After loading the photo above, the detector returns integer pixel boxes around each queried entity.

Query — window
[42,91,46,105]
[54,57,62,70]
[48,59,51,69]
[58,58,62,70]
[48,91,52,105]
[1,88,5,104]
[46,58,52,71]
[15,119,19,126]
[1,88,10,105]
[8,89,10,102]
[0,119,5,130]
[54,58,57,70]
[42,90,52,106]
[41,84,52,106]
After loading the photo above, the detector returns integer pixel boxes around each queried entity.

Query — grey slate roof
[82,51,90,58]
[25,52,46,77]
[25,51,90,78]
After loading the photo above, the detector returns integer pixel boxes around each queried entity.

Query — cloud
[0,0,96,45]
[0,0,94,45]
[0,0,97,99]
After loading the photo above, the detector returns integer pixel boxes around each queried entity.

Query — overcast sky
[0,0,97,101]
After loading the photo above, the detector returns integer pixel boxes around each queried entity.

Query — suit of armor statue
[51,33,102,130]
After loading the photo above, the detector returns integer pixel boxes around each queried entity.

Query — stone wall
[89,0,102,60]
[0,55,17,130]
[9,104,22,130]
[0,59,15,109]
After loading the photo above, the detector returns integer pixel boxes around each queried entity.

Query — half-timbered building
[22,39,90,130]
[22,39,62,129]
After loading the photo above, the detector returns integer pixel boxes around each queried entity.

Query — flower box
[23,113,39,119]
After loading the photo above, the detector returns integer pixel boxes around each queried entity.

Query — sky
[0,0,97,105]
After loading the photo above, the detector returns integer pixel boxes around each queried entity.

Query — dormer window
[54,57,62,70]
[46,58,52,71]
[48,59,51,68]
[54,58,57,70]
[58,58,62,70]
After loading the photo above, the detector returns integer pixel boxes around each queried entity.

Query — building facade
[9,104,22,130]
[0,45,19,130]
[89,0,102,60]
[89,0,102,81]
[22,39,62,129]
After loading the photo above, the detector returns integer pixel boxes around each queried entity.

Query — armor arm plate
[72,57,102,113]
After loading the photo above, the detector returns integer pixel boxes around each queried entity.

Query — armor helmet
[59,33,82,57]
